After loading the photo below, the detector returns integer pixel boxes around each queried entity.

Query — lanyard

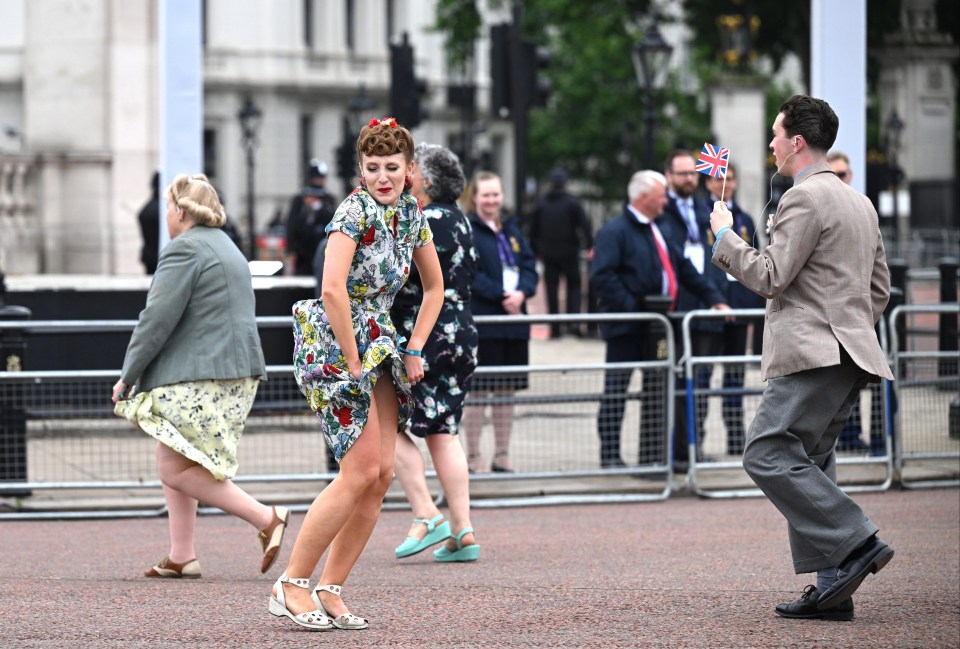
[496,230,517,268]
[682,200,699,243]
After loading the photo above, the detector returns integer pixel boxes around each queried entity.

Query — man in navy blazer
[590,170,727,469]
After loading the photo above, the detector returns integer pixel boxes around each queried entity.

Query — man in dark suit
[528,167,594,338]
[659,149,724,467]
[137,172,161,274]
[711,95,895,620]
[590,170,727,469]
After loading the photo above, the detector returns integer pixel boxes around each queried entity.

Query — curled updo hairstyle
[165,174,227,228]
[415,143,466,204]
[356,118,415,164]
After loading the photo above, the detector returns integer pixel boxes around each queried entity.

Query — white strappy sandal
[312,584,369,630]
[268,574,333,630]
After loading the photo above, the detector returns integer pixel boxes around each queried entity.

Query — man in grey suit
[709,95,894,621]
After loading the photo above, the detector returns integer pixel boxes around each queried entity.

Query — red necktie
[653,230,677,310]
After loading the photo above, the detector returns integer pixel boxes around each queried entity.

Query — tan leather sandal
[258,506,289,573]
[144,555,201,579]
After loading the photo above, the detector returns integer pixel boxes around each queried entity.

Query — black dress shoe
[600,458,627,469]
[775,585,854,621]
[817,535,894,610]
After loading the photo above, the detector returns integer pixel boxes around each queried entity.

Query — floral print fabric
[292,188,433,461]
[114,377,260,481]
[391,201,479,437]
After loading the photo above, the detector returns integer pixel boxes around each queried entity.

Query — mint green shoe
[394,514,451,559]
[433,527,480,563]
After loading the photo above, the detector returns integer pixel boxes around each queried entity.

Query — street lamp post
[631,21,673,169]
[336,86,376,194]
[347,84,377,134]
[884,109,905,257]
[238,95,262,260]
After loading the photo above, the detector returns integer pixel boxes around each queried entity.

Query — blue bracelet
[399,347,422,357]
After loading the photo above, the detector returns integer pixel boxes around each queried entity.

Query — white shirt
[627,204,671,297]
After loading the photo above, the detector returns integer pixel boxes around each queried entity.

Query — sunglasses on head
[834,170,849,179]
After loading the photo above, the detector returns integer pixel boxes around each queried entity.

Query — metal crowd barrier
[681,309,895,498]
[460,313,675,507]
[0,313,675,518]
[889,304,960,489]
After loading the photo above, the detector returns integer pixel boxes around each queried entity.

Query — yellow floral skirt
[115,377,260,481]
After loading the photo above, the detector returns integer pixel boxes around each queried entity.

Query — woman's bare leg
[394,430,442,539]
[155,443,274,562]
[427,434,476,550]
[275,376,398,617]
[462,399,487,473]
[491,389,515,471]
[317,375,399,617]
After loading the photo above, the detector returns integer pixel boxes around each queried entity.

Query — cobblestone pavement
[1,488,958,648]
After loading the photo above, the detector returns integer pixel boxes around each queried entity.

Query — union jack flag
[696,143,730,178]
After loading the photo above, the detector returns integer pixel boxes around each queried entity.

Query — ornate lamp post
[238,95,262,260]
[884,109,905,256]
[631,21,673,169]
[336,86,376,194]
[347,84,376,134]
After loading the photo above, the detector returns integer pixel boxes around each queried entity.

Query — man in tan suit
[710,95,895,621]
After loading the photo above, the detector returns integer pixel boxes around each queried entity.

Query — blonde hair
[165,174,227,228]
[468,170,503,228]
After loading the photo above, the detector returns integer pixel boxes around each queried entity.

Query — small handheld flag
[697,142,731,201]
[696,143,729,178]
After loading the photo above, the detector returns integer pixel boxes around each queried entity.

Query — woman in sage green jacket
[112,174,286,580]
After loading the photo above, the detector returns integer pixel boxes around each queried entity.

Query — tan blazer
[713,161,893,382]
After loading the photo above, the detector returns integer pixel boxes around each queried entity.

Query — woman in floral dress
[390,143,481,563]
[269,118,443,632]
[112,174,287,580]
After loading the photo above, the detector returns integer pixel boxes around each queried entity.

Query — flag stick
[721,173,727,203]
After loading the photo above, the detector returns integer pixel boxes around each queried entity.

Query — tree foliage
[432,0,940,206]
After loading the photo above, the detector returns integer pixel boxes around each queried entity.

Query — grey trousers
[743,349,879,573]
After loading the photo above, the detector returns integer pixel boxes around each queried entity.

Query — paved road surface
[2,488,958,648]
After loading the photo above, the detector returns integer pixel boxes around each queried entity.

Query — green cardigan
[121,226,266,392]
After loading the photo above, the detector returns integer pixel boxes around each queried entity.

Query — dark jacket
[702,196,764,321]
[286,187,337,276]
[659,193,727,331]
[590,208,725,340]
[137,195,160,274]
[528,190,593,260]
[468,213,538,340]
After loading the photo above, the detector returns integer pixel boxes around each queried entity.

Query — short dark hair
[779,95,839,152]
[664,149,694,173]
[415,143,466,204]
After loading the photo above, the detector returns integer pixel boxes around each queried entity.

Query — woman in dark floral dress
[390,143,481,562]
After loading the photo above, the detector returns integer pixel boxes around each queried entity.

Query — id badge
[502,266,520,292]
[684,241,705,275]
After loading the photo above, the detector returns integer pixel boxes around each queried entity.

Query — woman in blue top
[462,171,538,474]
[270,118,443,632]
